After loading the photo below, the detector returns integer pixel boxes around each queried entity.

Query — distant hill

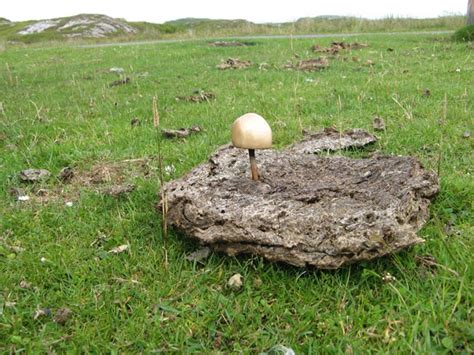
[164,18,214,26]
[165,17,253,27]
[0,13,465,45]
[17,14,136,37]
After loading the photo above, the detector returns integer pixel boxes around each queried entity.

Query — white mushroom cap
[231,113,272,149]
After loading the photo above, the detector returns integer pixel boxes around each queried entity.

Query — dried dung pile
[284,57,329,71]
[161,132,439,268]
[175,91,215,103]
[312,41,368,54]
[217,58,252,70]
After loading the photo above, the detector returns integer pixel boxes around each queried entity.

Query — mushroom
[231,113,272,181]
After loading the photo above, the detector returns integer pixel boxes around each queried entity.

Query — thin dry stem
[152,95,169,266]
[152,96,160,128]
[437,94,447,177]
[391,96,413,120]
[6,63,13,85]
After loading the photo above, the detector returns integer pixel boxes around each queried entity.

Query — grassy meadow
[0,32,473,352]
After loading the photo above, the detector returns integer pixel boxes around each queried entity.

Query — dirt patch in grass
[73,158,152,186]
[217,58,252,70]
[12,158,155,205]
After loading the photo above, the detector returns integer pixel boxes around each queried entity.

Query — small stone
[227,274,243,291]
[462,131,471,139]
[19,169,51,183]
[373,117,386,131]
[54,307,73,325]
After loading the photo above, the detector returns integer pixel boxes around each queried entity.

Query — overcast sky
[2,0,468,23]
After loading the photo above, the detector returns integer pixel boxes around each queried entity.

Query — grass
[0,32,473,353]
[453,24,474,42]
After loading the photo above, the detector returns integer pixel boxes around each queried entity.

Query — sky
[1,0,468,23]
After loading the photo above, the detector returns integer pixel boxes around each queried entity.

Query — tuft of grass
[0,32,472,353]
[452,24,474,42]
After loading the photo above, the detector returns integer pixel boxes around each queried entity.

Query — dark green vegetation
[0,14,466,45]
[453,24,474,42]
[0,32,473,352]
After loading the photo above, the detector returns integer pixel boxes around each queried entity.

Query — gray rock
[161,141,439,269]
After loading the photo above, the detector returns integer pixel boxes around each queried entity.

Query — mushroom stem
[248,149,259,181]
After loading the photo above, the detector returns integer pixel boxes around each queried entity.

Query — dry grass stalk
[6,63,14,85]
[152,96,169,266]
[152,96,160,128]
[437,94,448,177]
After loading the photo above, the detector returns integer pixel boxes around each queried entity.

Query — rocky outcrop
[17,14,137,38]
[0,17,12,25]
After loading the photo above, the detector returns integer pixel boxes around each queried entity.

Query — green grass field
[0,32,473,353]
